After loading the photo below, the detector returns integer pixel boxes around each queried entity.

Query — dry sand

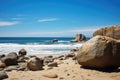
[4,54,120,80]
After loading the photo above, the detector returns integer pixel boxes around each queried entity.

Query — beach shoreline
[3,53,120,80]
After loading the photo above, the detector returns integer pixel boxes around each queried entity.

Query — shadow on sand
[80,66,120,72]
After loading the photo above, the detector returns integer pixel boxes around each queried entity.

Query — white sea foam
[58,40,69,43]
[0,43,83,55]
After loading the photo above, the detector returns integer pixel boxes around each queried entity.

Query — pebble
[42,72,58,78]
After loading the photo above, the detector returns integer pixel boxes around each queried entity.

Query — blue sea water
[0,37,89,55]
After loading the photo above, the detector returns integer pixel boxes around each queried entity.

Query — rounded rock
[43,72,58,78]
[19,49,27,56]
[27,57,43,71]
[77,35,120,69]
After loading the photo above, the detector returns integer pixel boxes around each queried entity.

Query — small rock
[71,48,79,52]
[17,56,29,62]
[45,55,53,58]
[17,67,26,71]
[52,39,58,43]
[72,56,76,60]
[44,56,54,64]
[28,55,37,58]
[4,65,19,71]
[19,48,27,56]
[59,77,64,79]
[43,72,58,78]
[48,62,58,67]
[65,53,75,58]
[57,55,64,58]
[0,54,5,59]
[59,57,64,60]
[0,71,8,80]
[18,62,27,69]
[47,67,53,70]
[67,73,70,76]
[27,57,43,71]
[0,60,6,68]
[1,52,18,66]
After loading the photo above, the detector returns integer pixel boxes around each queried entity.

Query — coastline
[1,25,120,80]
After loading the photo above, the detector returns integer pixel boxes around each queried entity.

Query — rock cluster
[77,25,120,69]
[0,49,40,79]
[0,47,78,79]
[70,34,86,42]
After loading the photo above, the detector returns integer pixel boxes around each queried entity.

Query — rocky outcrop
[77,35,120,68]
[70,34,86,42]
[1,52,18,66]
[27,57,43,71]
[52,39,58,43]
[93,25,120,40]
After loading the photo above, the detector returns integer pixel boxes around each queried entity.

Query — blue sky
[0,0,120,37]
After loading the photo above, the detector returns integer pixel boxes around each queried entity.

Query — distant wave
[0,37,86,55]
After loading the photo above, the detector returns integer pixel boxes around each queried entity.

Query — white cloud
[38,18,59,22]
[0,21,19,26]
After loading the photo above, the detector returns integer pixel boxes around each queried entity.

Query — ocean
[0,37,89,55]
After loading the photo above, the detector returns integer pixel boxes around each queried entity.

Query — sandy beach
[3,54,120,80]
[0,0,120,79]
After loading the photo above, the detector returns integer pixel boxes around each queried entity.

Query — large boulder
[70,34,86,42]
[93,25,120,40]
[77,35,120,68]
[27,57,43,71]
[1,52,18,66]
